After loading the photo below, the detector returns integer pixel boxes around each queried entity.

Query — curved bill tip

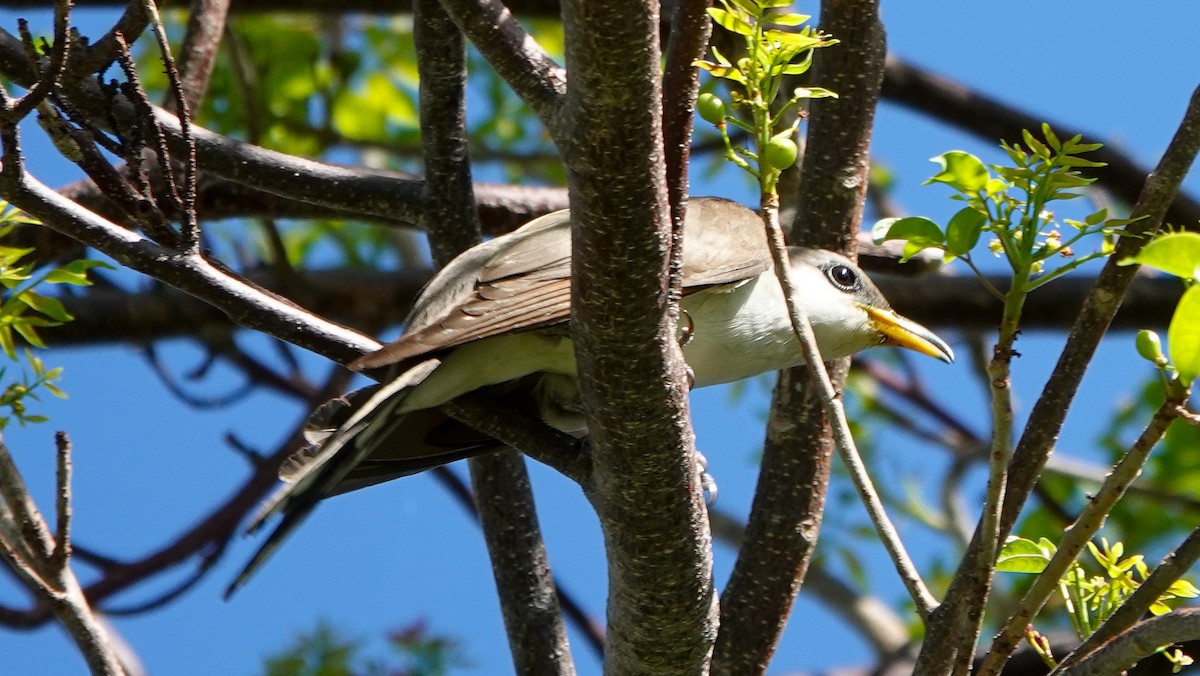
[865,306,955,364]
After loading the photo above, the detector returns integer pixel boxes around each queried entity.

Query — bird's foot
[696,450,718,505]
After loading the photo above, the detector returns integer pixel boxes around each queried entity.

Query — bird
[225,196,954,596]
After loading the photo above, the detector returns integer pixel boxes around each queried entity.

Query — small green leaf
[1120,232,1200,281]
[944,207,986,258]
[44,259,107,286]
[1168,285,1200,386]
[872,216,945,262]
[926,151,990,193]
[1042,122,1062,151]
[0,326,15,360]
[767,13,811,26]
[1149,600,1173,616]
[11,321,45,349]
[1022,128,1051,160]
[707,7,754,35]
[1170,579,1200,598]
[996,537,1051,573]
[19,291,71,323]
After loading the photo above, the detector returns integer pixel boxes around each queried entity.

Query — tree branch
[917,81,1200,674]
[435,0,565,126]
[1062,607,1200,676]
[557,0,713,672]
[413,2,575,670]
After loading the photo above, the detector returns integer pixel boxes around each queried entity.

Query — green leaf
[1168,285,1200,385]
[872,216,944,245]
[19,291,72,323]
[1120,232,1200,281]
[1022,128,1052,160]
[1170,579,1200,598]
[926,151,990,193]
[707,7,754,35]
[944,207,986,258]
[1042,122,1062,151]
[12,321,45,349]
[44,259,108,286]
[0,325,15,360]
[767,13,811,26]
[996,537,1052,573]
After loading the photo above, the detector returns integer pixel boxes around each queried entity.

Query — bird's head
[790,249,955,364]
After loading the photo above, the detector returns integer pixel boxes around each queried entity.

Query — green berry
[697,93,726,125]
[763,136,798,170]
[1136,329,1165,364]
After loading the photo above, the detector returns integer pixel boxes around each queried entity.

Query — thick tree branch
[435,0,565,126]
[557,0,713,672]
[882,56,1200,230]
[412,3,575,671]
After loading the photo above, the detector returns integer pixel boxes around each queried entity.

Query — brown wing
[679,197,773,286]
[352,197,771,371]
[352,210,573,370]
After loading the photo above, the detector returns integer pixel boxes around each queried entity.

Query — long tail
[224,360,440,598]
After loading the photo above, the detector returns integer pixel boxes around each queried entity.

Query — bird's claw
[696,450,718,505]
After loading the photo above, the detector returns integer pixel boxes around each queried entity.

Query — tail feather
[226,360,440,597]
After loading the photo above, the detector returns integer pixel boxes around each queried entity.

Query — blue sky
[2,2,1200,675]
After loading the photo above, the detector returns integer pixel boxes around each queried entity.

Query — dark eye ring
[826,264,859,292]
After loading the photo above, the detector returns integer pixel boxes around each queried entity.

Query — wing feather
[353,197,771,372]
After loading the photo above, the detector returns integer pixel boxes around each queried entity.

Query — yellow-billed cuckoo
[227,197,953,595]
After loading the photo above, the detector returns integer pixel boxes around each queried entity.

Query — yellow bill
[864,306,955,363]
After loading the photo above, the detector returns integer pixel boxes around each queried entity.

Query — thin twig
[761,194,937,617]
[143,0,200,251]
[52,432,71,570]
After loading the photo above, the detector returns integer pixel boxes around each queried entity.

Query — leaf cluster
[998,536,1199,670]
[693,0,836,194]
[874,124,1129,296]
[0,205,103,427]
[262,619,466,676]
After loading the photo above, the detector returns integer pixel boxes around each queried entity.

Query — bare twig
[0,433,126,675]
[142,0,200,251]
[762,194,937,618]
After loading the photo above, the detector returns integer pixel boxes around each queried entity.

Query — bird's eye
[825,264,859,292]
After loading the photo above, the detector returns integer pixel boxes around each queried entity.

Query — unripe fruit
[697,93,726,125]
[1137,329,1166,364]
[763,136,798,170]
